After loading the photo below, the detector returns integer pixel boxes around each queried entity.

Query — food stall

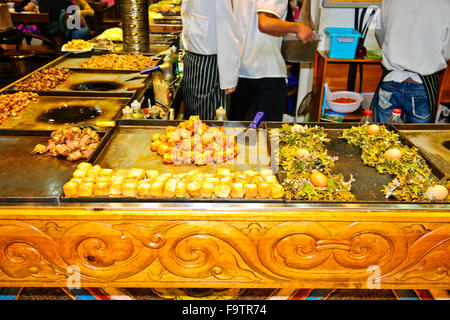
[0,52,449,289]
[0,1,448,292]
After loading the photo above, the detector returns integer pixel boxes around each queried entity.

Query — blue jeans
[372,79,431,123]
[71,27,92,41]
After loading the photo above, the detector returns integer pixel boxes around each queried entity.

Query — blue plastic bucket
[325,27,362,59]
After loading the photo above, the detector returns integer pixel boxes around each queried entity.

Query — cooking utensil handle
[140,66,161,75]
[249,112,265,129]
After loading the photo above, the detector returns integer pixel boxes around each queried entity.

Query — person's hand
[225,87,236,95]
[295,23,314,44]
[24,3,35,12]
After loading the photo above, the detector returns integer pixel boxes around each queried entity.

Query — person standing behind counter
[371,0,450,124]
[228,0,314,122]
[180,0,241,120]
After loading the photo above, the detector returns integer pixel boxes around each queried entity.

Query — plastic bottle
[130,100,145,120]
[162,56,174,82]
[386,108,403,124]
[360,109,374,124]
[170,46,178,75]
[177,52,184,77]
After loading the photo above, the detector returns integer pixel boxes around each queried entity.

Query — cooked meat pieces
[31,144,48,154]
[32,127,100,161]
[150,116,240,165]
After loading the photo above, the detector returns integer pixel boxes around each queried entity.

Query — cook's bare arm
[258,12,314,43]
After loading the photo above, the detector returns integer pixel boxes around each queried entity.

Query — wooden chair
[0,7,56,78]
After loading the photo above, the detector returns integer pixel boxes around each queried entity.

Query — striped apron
[419,73,440,123]
[181,51,226,120]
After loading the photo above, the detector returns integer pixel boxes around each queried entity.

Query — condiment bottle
[177,52,184,77]
[386,108,403,124]
[130,100,145,120]
[162,56,174,82]
[360,109,374,124]
[122,106,133,119]
[214,106,228,121]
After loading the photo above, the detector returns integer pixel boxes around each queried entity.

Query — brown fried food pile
[13,67,72,91]
[80,54,157,70]
[0,91,39,125]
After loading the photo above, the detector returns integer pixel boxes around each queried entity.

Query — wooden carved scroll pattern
[0,220,448,284]
[257,222,409,279]
[382,224,450,282]
[0,222,66,280]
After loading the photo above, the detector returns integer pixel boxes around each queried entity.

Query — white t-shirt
[376,0,450,82]
[181,0,241,90]
[233,0,288,79]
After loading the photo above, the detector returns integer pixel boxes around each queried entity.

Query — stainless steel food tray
[0,129,107,202]
[0,95,129,131]
[266,122,449,204]
[61,120,280,203]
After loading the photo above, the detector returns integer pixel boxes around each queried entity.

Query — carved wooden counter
[0,202,448,289]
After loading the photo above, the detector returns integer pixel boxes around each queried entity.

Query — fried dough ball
[271,184,285,199]
[137,180,152,197]
[257,182,271,199]
[63,181,79,197]
[150,181,165,198]
[200,182,215,198]
[94,181,110,197]
[73,169,87,179]
[78,181,94,197]
[99,168,114,177]
[175,180,187,198]
[187,181,201,197]
[163,179,177,198]
[244,184,258,198]
[127,168,145,181]
[214,183,231,198]
[230,182,245,199]
[250,175,264,185]
[145,170,160,180]
[109,180,123,197]
[243,170,259,181]
[77,162,92,171]
[122,180,138,197]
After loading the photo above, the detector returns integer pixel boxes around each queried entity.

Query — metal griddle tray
[0,53,158,99]
[2,70,150,98]
[265,122,448,205]
[53,52,162,72]
[0,128,108,203]
[61,119,283,203]
[0,93,130,131]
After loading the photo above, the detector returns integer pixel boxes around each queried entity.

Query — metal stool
[3,50,36,79]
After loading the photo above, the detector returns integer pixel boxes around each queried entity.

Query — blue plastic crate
[325,27,362,59]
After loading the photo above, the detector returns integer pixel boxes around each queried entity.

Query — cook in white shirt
[228,0,314,122]
[371,0,450,123]
[181,0,241,120]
